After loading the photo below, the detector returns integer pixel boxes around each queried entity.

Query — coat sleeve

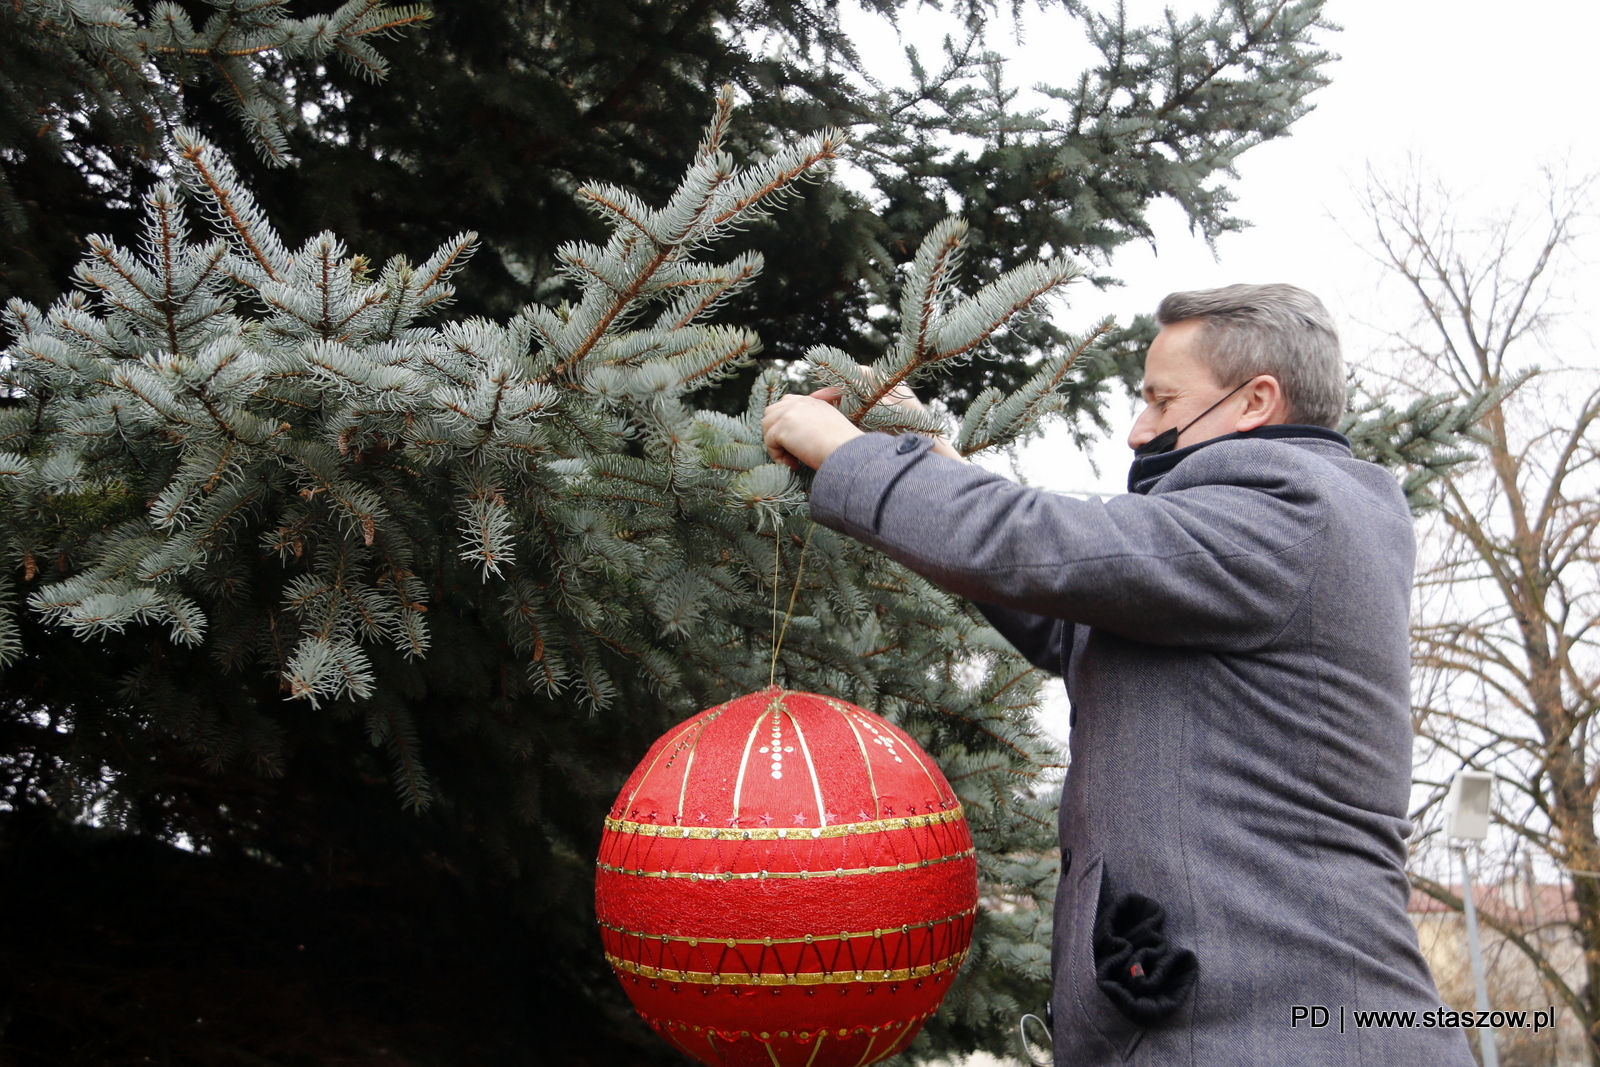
[808,433,1328,652]
[972,601,1069,676]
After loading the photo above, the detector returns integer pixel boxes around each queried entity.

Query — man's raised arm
[806,432,1326,653]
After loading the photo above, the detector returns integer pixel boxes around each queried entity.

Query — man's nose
[1127,408,1156,451]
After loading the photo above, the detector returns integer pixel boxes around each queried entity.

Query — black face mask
[1132,378,1255,458]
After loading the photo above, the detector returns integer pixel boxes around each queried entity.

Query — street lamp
[1443,769,1497,1067]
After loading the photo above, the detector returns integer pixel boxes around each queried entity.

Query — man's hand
[812,382,969,463]
[762,394,864,471]
[764,377,970,470]
[808,382,923,412]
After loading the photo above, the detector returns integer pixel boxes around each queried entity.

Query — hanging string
[770,525,781,659]
[768,522,817,688]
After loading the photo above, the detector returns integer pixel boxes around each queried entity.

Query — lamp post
[1444,769,1498,1067]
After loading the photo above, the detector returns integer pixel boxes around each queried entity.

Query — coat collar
[1126,425,1351,495]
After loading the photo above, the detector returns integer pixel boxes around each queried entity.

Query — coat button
[895,435,921,454]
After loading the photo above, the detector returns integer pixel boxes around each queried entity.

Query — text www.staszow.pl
[1291,1005,1559,1032]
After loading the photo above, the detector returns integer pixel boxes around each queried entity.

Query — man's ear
[1233,375,1288,432]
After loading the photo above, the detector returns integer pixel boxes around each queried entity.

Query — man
[762,284,1472,1066]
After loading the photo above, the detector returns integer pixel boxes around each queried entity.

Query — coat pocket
[1064,852,1145,1062]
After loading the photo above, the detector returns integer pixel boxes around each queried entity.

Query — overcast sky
[839,0,1599,743]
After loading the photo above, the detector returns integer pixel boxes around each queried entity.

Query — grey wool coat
[808,427,1473,1067]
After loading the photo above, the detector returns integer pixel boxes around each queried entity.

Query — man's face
[1127,319,1246,452]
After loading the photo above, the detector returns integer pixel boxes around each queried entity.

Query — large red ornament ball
[596,687,978,1067]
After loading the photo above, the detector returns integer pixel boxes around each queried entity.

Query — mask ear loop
[1018,1012,1054,1066]
[1134,375,1258,457]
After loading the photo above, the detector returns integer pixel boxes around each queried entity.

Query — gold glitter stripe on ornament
[605,947,969,986]
[781,700,829,825]
[651,1010,934,1039]
[604,805,966,841]
[599,905,977,945]
[829,700,882,819]
[623,719,700,817]
[624,705,728,818]
[596,847,975,880]
[817,694,953,811]
[854,1028,878,1067]
[729,701,771,824]
[856,1017,918,1067]
[673,712,720,825]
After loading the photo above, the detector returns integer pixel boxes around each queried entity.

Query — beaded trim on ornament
[596,847,975,880]
[599,905,977,945]
[606,947,970,986]
[603,805,966,841]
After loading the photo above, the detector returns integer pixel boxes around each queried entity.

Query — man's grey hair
[1156,283,1346,429]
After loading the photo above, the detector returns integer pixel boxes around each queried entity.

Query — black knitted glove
[1092,888,1199,1025]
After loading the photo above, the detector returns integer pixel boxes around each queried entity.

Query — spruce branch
[958,318,1114,457]
[805,218,1081,440]
[550,87,844,379]
[173,127,291,283]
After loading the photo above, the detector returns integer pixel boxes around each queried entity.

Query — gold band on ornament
[596,847,975,880]
[603,806,966,841]
[606,948,969,986]
[599,905,977,946]
[650,1010,932,1038]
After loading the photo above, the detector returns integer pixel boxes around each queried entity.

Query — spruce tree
[0,90,1098,1062]
[0,4,1492,1063]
